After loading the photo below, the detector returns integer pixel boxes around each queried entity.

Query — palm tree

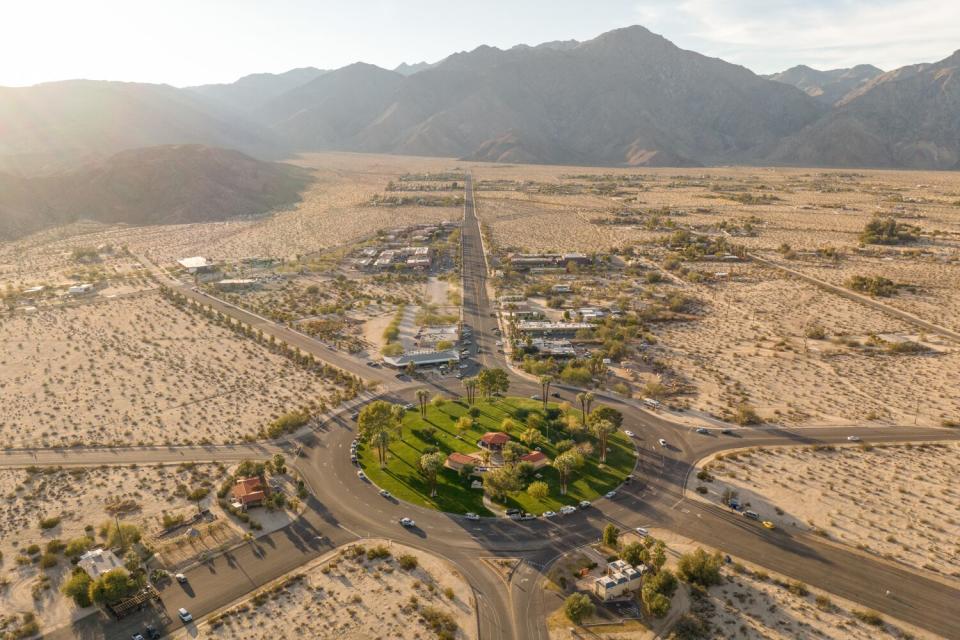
[419,452,445,497]
[416,389,429,417]
[577,392,594,425]
[590,419,615,464]
[464,377,478,405]
[552,450,584,495]
[520,427,542,448]
[358,400,395,468]
[391,404,406,441]
[539,375,554,410]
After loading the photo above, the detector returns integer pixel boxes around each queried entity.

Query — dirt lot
[695,442,960,580]
[188,540,477,640]
[0,463,229,632]
[0,293,346,447]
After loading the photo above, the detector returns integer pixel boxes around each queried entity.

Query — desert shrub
[676,548,724,587]
[64,536,94,559]
[419,605,458,639]
[61,568,93,607]
[860,217,918,245]
[671,613,709,639]
[734,403,761,425]
[39,516,62,530]
[366,545,391,561]
[852,609,884,626]
[787,580,809,597]
[39,553,58,569]
[267,409,311,438]
[45,539,65,554]
[563,592,594,624]
[815,594,833,610]
[846,275,900,297]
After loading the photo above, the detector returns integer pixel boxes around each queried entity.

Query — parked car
[357,470,367,481]
[403,403,414,410]
[624,475,633,484]
[578,500,591,509]
[519,512,536,521]
[743,511,760,520]
[530,394,539,400]
[350,455,358,464]
[551,392,561,398]
[635,527,649,537]
[178,608,193,623]
[604,490,617,499]
[175,573,187,583]
[624,430,635,437]
[132,634,145,640]
[400,517,415,528]
[560,505,577,515]
[465,512,480,521]
[542,511,557,518]
[145,625,161,640]
[505,508,522,519]
[379,489,393,499]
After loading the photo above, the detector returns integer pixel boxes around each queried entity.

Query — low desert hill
[766,64,884,105]
[0,145,312,239]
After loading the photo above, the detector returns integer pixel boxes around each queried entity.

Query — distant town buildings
[177,256,215,273]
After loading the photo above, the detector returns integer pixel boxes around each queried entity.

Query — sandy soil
[0,463,228,630]
[652,267,960,427]
[188,540,477,640]
[0,293,346,447]
[695,442,960,580]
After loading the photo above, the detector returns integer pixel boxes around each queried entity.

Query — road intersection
[11,174,960,639]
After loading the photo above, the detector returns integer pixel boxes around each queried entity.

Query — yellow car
[762,521,776,530]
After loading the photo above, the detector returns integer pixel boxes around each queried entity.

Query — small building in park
[445,452,478,472]
[478,432,510,452]
[519,451,549,469]
[232,476,268,509]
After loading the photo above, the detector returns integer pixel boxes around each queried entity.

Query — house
[562,252,592,266]
[479,432,510,451]
[517,321,593,337]
[594,559,647,601]
[68,283,94,295]
[530,339,577,358]
[78,548,124,580]
[382,349,460,369]
[445,452,478,472]
[232,476,268,509]
[406,255,432,270]
[519,451,549,469]
[177,256,215,273]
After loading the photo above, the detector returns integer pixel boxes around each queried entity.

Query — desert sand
[187,540,477,640]
[0,293,346,447]
[696,442,960,579]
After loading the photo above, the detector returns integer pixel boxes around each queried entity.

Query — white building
[177,256,214,273]
[68,283,94,295]
[78,548,124,580]
[594,559,647,601]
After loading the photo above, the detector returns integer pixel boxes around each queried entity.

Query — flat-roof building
[517,321,593,336]
[177,256,215,273]
[382,349,460,369]
[78,548,124,580]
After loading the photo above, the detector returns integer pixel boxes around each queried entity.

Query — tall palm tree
[539,375,554,410]
[416,389,429,417]
[576,392,594,425]
[464,377,478,405]
[391,404,406,441]
[552,450,584,495]
[590,419,615,464]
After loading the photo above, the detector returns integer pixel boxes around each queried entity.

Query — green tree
[64,536,94,559]
[455,415,473,435]
[89,568,139,604]
[564,593,594,624]
[520,427,542,447]
[358,400,396,467]
[576,392,594,424]
[271,453,287,475]
[482,465,522,501]
[676,548,724,587]
[552,450,584,495]
[650,540,668,572]
[588,418,616,464]
[602,523,620,548]
[619,541,649,566]
[99,521,141,553]
[61,568,93,607]
[416,389,429,417]
[588,405,623,429]
[527,480,549,500]
[187,487,209,514]
[419,452,446,497]
[502,441,527,465]
[477,368,510,398]
[645,592,671,618]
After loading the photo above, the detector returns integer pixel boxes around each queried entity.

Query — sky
[1,0,958,87]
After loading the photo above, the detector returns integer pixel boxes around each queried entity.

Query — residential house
[232,476,268,509]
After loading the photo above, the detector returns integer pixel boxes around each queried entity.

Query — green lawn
[357,396,637,516]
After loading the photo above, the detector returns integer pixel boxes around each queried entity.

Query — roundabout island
[356,395,637,517]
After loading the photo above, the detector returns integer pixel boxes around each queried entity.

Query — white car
[178,608,193,623]
[695,427,709,434]
[635,527,649,537]
[559,505,577,515]
[847,435,861,442]
[174,573,187,583]
[658,438,667,447]
[400,517,415,528]
[379,489,393,499]
[542,511,557,518]
[357,470,367,481]
[624,430,635,437]
[578,500,591,509]
[465,512,480,521]
[605,490,617,499]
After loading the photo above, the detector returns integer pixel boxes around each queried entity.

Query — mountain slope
[0,80,280,174]
[770,51,960,169]
[342,26,825,166]
[767,64,883,105]
[187,67,327,111]
[0,145,312,239]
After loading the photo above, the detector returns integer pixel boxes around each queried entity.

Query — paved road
[20,176,960,639]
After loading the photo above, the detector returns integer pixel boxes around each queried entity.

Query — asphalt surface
[15,175,960,640]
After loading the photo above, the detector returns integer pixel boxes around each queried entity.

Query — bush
[64,536,94,558]
[734,403,761,426]
[860,217,918,245]
[846,275,900,297]
[39,553,58,569]
[366,545,391,561]
[99,521,141,552]
[676,548,724,587]
[644,569,678,601]
[564,592,594,624]
[267,409,311,438]
[619,541,648,566]
[526,481,549,500]
[646,592,671,617]
[787,580,809,597]
[420,605,459,639]
[671,612,709,639]
[852,609,884,626]
[45,539,65,554]
[602,523,619,548]
[39,516,62,530]
[397,553,419,571]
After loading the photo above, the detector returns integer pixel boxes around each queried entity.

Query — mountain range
[0,145,311,239]
[1,25,958,176]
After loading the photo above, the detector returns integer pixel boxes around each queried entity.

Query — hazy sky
[2,0,958,86]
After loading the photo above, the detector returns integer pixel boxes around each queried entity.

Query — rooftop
[78,548,124,579]
[177,256,213,270]
[481,431,511,445]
